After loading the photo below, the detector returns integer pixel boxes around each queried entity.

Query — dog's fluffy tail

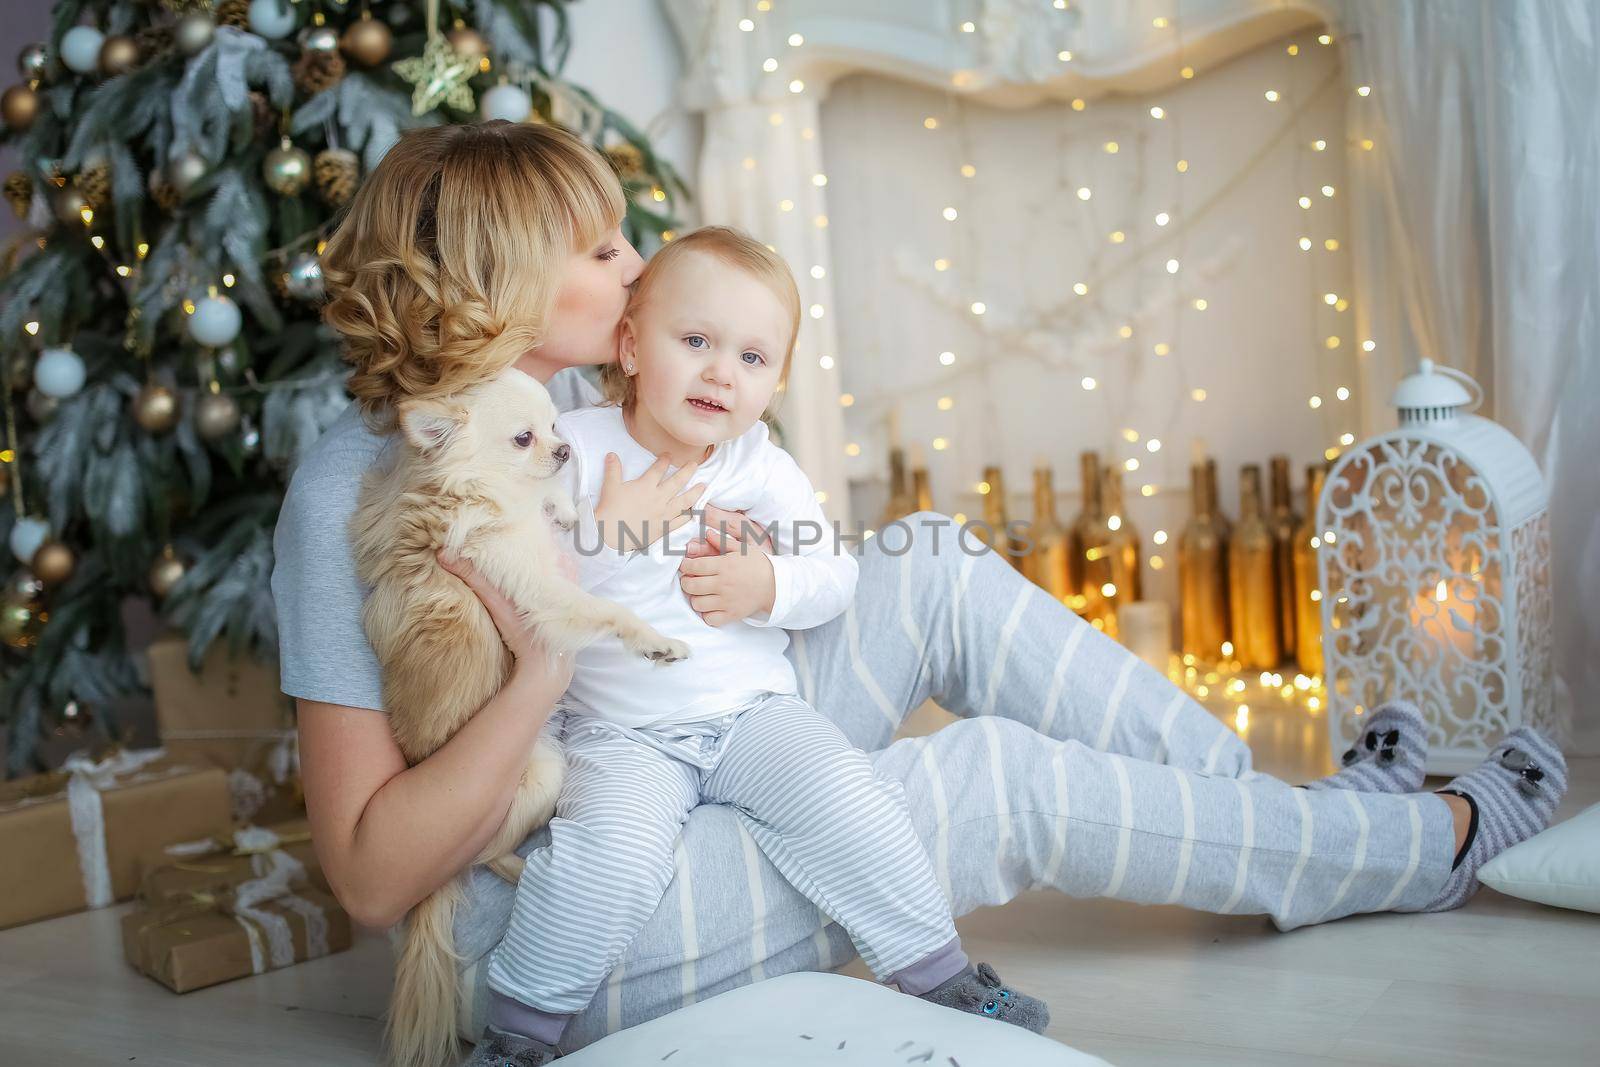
[386,879,464,1067]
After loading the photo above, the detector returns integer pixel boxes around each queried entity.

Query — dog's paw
[638,637,691,664]
[544,498,578,531]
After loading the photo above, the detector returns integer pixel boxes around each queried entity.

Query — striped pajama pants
[485,693,961,1014]
[452,513,1457,1051]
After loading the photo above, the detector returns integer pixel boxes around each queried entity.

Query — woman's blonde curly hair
[320,120,624,431]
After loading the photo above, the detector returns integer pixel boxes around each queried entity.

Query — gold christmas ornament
[194,390,241,440]
[446,25,489,63]
[393,32,478,115]
[174,12,216,57]
[98,34,140,77]
[52,184,88,225]
[168,151,208,195]
[17,43,51,83]
[77,161,110,209]
[604,142,646,182]
[342,14,393,67]
[30,540,75,587]
[1,83,40,132]
[262,137,311,196]
[148,546,186,599]
[293,46,346,95]
[3,170,32,218]
[0,596,41,649]
[312,147,359,206]
[135,383,180,433]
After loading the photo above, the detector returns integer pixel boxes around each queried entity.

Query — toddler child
[467,227,1048,1066]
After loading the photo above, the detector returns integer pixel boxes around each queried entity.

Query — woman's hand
[436,549,577,693]
[592,452,709,552]
[678,505,776,627]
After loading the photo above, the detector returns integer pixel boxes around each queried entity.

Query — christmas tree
[0,0,687,774]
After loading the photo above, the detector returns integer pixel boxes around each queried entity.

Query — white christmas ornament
[188,294,242,347]
[34,346,86,398]
[60,26,105,74]
[9,516,50,566]
[248,0,298,40]
[481,82,533,123]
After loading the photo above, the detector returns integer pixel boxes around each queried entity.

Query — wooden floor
[3,697,1596,1066]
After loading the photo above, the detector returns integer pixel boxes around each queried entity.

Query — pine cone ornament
[149,175,180,213]
[77,162,111,210]
[294,47,346,96]
[313,147,359,207]
[248,90,276,142]
[3,172,32,219]
[604,143,646,182]
[215,0,250,30]
[134,23,173,64]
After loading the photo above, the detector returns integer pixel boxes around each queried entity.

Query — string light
[1071,98,1086,111]
[1336,386,1350,400]
[1298,195,1312,208]
[1298,236,1312,250]
[738,17,754,31]
[1149,106,1166,119]
[959,20,975,32]
[1155,211,1170,226]
[1109,230,1126,243]
[1058,50,1073,62]
[939,350,956,365]
[924,116,939,129]
[1153,529,1169,545]
[1192,298,1208,311]
[1076,186,1092,200]
[819,355,835,370]
[1309,395,1323,409]
[942,206,958,220]
[933,258,950,271]
[1146,438,1162,452]
[1191,388,1207,401]
[1321,184,1336,197]
[810,265,826,279]
[1153,342,1170,355]
[1264,89,1280,102]
[1362,339,1376,351]
[1357,85,1371,97]
[1073,282,1089,295]
[788,79,804,93]
[933,437,949,450]
[1180,65,1195,79]
[1081,376,1097,390]
[1104,141,1119,154]
[1324,238,1340,250]
[812,173,828,186]
[1166,258,1180,274]
[762,58,777,72]
[960,163,977,177]
[809,304,824,318]
[970,301,986,315]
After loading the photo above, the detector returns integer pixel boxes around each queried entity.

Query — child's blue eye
[741,351,764,366]
[685,335,708,349]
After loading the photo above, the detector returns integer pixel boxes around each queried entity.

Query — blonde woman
[274,120,1562,1065]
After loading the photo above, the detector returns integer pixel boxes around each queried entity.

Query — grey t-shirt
[269,367,603,710]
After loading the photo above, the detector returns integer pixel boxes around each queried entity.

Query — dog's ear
[398,399,469,454]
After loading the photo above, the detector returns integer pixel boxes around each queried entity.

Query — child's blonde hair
[600,225,799,412]
[321,120,625,431]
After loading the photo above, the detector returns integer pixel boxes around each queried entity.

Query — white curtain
[1332,0,1600,751]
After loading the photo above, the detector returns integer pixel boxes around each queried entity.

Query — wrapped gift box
[0,749,232,929]
[138,817,329,904]
[146,635,302,825]
[121,884,352,993]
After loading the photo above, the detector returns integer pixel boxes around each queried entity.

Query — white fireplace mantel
[663,0,1336,523]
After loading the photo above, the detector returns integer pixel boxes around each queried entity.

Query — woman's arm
[298,553,575,929]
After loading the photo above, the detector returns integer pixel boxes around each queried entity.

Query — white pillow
[1479,801,1600,913]
[558,971,1109,1067]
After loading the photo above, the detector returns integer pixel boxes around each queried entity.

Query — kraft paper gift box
[137,817,330,904]
[146,635,302,825]
[0,748,232,929]
[120,884,352,994]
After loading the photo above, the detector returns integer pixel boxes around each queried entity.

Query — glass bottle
[978,464,1021,568]
[1229,464,1281,671]
[881,446,915,526]
[1022,464,1073,603]
[1292,463,1329,676]
[1179,460,1230,662]
[1073,451,1114,629]
[1268,455,1300,664]
[912,466,933,513]
[1104,463,1142,618]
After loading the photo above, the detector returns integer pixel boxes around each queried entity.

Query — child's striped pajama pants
[484,692,962,1014]
[452,514,1456,1051]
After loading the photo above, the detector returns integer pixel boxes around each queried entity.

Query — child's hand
[593,453,708,552]
[677,530,776,627]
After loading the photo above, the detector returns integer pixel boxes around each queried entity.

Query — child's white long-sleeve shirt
[553,404,858,728]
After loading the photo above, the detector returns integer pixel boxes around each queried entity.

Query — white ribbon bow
[62,747,171,910]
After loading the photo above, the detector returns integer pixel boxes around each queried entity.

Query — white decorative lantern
[1318,360,1560,774]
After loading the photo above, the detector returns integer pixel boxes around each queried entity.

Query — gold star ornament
[392,33,478,116]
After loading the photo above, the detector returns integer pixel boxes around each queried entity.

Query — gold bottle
[978,464,1021,567]
[912,466,933,513]
[1229,464,1281,670]
[1104,463,1141,611]
[881,446,915,525]
[1268,455,1300,664]
[1022,464,1073,602]
[1072,452,1115,629]
[1292,463,1329,676]
[1179,460,1230,662]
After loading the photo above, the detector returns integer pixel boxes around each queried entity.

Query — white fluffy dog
[349,367,688,1067]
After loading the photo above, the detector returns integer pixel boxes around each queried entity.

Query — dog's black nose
[552,443,571,463]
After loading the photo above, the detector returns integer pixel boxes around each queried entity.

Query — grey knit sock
[915,962,1050,1034]
[460,1026,560,1066]
[1306,701,1428,794]
[1412,728,1568,913]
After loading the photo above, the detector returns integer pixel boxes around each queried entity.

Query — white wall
[820,30,1356,603]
